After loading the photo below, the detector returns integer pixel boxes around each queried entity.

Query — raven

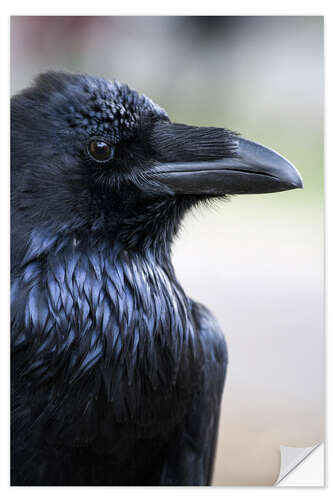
[11,72,302,486]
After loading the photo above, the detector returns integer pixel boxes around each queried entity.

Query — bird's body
[11,230,227,485]
[11,72,302,485]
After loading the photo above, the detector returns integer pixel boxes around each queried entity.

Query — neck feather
[12,231,202,424]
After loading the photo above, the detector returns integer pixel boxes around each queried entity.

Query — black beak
[150,126,303,196]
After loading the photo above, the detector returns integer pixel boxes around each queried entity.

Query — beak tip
[289,166,303,190]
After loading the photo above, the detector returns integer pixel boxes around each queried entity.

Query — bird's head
[11,72,302,255]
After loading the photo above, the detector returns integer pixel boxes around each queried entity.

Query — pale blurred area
[11,16,324,486]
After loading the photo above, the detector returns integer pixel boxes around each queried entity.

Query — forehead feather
[64,73,167,133]
[26,72,168,138]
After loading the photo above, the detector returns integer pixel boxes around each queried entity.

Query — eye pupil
[88,140,113,162]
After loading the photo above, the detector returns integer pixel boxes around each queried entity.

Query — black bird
[11,72,302,486]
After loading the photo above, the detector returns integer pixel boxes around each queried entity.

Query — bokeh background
[10,16,324,486]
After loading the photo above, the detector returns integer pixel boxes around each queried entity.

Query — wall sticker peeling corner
[275,443,324,487]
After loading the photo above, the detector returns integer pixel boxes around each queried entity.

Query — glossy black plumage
[11,72,301,486]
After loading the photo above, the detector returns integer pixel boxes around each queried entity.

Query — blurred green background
[11,16,324,486]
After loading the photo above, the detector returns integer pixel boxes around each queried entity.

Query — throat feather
[12,242,200,422]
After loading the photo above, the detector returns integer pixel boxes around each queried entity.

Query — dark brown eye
[88,139,114,162]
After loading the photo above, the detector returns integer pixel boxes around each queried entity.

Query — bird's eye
[88,139,114,163]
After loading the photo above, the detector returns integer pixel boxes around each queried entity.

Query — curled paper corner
[275,443,324,486]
